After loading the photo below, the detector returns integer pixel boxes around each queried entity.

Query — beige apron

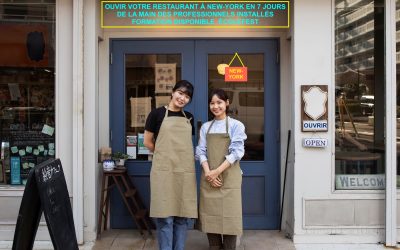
[150,107,198,218]
[199,118,242,235]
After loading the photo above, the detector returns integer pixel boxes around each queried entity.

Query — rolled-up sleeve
[225,121,247,164]
[195,124,208,164]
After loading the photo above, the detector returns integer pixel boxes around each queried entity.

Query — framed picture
[155,63,176,93]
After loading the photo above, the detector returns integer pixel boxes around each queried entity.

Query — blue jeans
[155,217,190,250]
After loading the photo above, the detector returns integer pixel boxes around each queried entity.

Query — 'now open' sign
[225,67,248,82]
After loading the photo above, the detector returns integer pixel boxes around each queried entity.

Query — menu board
[9,130,54,184]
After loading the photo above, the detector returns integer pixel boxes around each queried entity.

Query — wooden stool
[97,168,153,238]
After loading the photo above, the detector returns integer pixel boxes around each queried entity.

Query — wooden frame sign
[301,85,328,132]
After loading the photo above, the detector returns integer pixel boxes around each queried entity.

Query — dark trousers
[207,233,237,250]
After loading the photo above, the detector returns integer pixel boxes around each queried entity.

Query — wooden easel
[337,95,359,137]
[336,96,367,151]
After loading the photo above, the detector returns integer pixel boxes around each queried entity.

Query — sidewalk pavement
[93,230,295,250]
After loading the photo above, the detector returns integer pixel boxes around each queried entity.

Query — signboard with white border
[301,85,328,132]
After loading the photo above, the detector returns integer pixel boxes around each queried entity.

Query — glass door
[195,40,280,229]
[109,40,195,228]
[110,39,280,229]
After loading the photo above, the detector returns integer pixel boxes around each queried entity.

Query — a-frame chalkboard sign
[12,159,78,250]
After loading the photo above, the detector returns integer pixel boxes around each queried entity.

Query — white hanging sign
[302,138,328,148]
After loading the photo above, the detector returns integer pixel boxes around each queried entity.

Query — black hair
[208,88,230,117]
[173,80,194,100]
[208,88,229,103]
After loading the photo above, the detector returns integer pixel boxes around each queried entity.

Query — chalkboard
[12,168,42,250]
[34,159,78,250]
[12,159,78,250]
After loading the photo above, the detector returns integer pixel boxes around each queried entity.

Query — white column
[385,0,397,246]
[72,0,84,244]
[83,0,100,241]
[55,1,73,189]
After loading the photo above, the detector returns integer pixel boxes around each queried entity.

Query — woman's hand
[206,169,221,183]
[210,176,223,188]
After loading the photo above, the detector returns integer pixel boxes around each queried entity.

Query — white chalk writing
[41,164,61,182]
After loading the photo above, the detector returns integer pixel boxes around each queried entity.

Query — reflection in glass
[125,54,181,161]
[335,1,386,190]
[0,2,56,185]
[208,54,264,161]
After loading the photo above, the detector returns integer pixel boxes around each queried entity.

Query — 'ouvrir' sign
[301,85,328,132]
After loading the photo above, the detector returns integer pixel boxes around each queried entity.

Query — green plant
[112,151,130,161]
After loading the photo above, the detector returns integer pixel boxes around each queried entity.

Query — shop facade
[0,0,399,248]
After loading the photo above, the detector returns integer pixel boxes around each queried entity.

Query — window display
[0,2,56,185]
[334,0,386,190]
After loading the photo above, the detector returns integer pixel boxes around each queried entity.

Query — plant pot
[116,159,125,167]
[103,160,115,171]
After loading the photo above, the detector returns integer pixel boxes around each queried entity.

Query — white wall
[292,0,386,244]
[56,0,73,193]
[293,0,334,236]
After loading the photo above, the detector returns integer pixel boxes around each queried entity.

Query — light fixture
[217,63,229,75]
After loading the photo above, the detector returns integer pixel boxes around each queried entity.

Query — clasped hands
[205,168,223,188]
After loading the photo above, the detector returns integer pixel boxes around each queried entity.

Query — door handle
[196,120,203,141]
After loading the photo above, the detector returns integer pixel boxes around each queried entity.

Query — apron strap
[207,117,229,135]
[181,110,187,118]
[225,116,229,134]
[164,106,188,119]
[164,106,169,118]
[206,120,216,135]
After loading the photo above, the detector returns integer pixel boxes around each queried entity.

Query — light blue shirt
[195,117,247,165]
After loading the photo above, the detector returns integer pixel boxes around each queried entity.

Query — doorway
[109,39,280,229]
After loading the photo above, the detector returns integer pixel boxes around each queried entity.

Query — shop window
[335,0,386,190]
[125,54,182,161]
[0,2,56,185]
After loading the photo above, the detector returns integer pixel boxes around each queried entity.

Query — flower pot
[116,159,125,166]
[103,160,115,171]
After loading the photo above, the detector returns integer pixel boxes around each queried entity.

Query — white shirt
[195,117,247,165]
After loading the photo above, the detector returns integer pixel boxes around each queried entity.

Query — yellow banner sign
[101,1,289,28]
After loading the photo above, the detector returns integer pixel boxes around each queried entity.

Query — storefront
[0,0,399,248]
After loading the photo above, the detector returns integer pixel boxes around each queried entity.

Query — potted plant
[112,151,130,166]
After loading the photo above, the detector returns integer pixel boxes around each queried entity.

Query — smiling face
[209,94,229,120]
[169,88,191,110]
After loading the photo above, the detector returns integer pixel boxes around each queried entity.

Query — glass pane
[208,54,264,161]
[125,54,181,161]
[0,2,56,185]
[335,1,386,190]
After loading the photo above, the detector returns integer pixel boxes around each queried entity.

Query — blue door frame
[109,39,280,229]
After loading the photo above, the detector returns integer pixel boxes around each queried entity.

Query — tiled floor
[93,230,295,250]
